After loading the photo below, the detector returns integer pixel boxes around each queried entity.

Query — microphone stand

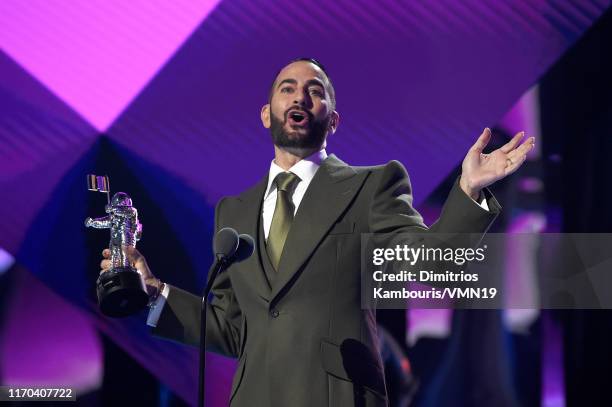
[198,255,229,407]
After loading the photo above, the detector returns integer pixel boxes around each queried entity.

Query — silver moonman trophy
[85,174,149,317]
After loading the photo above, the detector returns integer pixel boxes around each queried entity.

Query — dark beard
[270,110,330,153]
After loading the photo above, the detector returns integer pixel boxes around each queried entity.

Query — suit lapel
[270,154,368,303]
[235,175,271,301]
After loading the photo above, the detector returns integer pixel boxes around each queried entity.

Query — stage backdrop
[1,0,609,405]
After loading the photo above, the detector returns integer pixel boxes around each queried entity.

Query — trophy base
[97,267,149,318]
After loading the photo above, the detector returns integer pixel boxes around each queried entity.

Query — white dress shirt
[262,149,327,239]
[147,149,489,326]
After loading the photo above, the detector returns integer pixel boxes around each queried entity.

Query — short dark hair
[268,57,336,109]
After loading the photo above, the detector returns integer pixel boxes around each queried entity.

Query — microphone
[209,228,254,272]
[199,228,254,407]
[232,234,255,262]
[213,227,240,262]
[206,228,254,295]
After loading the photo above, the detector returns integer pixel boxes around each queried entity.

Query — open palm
[460,128,535,199]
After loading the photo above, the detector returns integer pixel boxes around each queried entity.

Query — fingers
[470,128,491,153]
[499,131,524,153]
[518,136,536,154]
[100,249,111,273]
[124,246,153,278]
[504,136,535,174]
[100,258,112,273]
[504,154,527,176]
[99,246,151,277]
[101,246,143,262]
[99,247,143,269]
[507,136,535,161]
[124,245,142,263]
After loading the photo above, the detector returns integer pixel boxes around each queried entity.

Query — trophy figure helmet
[108,192,133,209]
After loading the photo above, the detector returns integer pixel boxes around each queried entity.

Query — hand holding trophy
[85,174,149,317]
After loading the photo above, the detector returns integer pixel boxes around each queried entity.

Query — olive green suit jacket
[151,154,500,407]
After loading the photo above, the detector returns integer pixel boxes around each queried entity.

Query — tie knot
[274,172,300,192]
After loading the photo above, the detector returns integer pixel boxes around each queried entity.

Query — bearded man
[100,58,534,406]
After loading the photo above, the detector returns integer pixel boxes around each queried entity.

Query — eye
[280,87,294,94]
[309,88,323,97]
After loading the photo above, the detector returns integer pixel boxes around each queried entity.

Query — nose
[293,89,311,108]
[293,94,305,106]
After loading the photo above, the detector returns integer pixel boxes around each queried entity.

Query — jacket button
[270,309,279,318]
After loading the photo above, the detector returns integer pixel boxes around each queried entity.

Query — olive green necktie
[267,172,300,270]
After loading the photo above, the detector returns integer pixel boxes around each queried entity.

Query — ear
[261,104,271,129]
[327,110,340,135]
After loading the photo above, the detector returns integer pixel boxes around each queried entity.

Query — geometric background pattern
[1,1,609,405]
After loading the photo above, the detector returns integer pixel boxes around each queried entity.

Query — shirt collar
[265,149,328,198]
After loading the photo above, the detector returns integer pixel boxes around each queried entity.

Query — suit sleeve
[150,197,243,358]
[368,160,500,234]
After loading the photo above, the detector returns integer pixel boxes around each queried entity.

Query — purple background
[1,1,610,405]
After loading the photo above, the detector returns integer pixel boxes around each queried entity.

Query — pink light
[0,0,221,131]
[406,307,452,347]
[499,85,541,160]
[0,268,102,393]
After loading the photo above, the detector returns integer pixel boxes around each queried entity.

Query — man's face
[262,61,338,153]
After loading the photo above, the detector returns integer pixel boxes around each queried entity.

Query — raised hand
[459,128,535,200]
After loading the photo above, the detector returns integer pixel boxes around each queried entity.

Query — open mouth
[287,109,309,125]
